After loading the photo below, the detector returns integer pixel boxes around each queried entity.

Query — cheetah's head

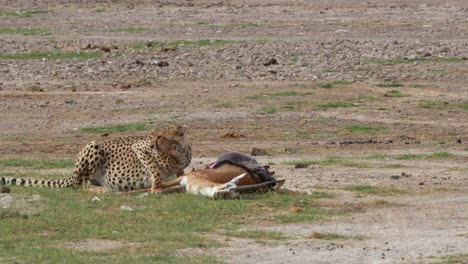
[151,125,190,157]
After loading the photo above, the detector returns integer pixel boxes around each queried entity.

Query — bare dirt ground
[1,0,468,263]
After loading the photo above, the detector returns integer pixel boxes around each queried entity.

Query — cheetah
[0,125,191,193]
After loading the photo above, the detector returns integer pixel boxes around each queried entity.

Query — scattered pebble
[294,163,309,169]
[1,187,11,193]
[251,147,268,156]
[120,205,133,211]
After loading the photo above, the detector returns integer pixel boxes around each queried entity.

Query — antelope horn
[234,178,286,193]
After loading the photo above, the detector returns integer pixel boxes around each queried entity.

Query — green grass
[310,232,366,240]
[366,153,389,160]
[257,106,278,115]
[316,81,353,88]
[130,39,238,50]
[95,9,106,13]
[317,101,356,110]
[396,151,454,160]
[430,253,468,264]
[0,187,340,263]
[374,57,466,64]
[344,185,407,196]
[0,159,74,169]
[308,192,335,199]
[0,28,50,35]
[0,51,102,60]
[284,157,370,168]
[0,10,49,18]
[344,125,388,133]
[111,27,146,33]
[419,101,468,110]
[209,99,235,108]
[246,91,299,99]
[384,90,409,97]
[224,230,287,241]
[199,22,259,29]
[376,82,404,88]
[79,123,147,134]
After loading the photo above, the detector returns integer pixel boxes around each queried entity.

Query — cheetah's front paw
[150,187,163,194]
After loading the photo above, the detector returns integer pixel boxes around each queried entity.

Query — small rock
[419,182,425,186]
[422,52,432,57]
[263,58,278,66]
[152,60,169,67]
[457,139,462,144]
[390,175,400,180]
[222,131,246,139]
[251,147,268,156]
[1,187,11,193]
[135,59,144,65]
[121,84,131,90]
[100,46,111,52]
[120,205,133,211]
[294,163,308,169]
[268,69,278,75]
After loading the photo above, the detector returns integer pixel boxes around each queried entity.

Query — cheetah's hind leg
[72,141,103,188]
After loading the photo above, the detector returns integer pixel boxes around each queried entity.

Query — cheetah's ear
[150,132,160,149]
[175,125,186,136]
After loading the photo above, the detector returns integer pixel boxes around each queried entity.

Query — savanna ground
[1,0,468,263]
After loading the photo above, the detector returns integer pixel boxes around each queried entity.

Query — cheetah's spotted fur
[0,125,191,193]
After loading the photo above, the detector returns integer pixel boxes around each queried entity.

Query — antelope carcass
[162,163,284,199]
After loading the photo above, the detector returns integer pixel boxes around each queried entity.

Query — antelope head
[211,173,247,200]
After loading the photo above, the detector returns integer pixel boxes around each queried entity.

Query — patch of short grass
[366,153,389,160]
[284,157,370,168]
[0,51,102,60]
[200,22,259,29]
[224,230,287,241]
[0,28,50,35]
[344,185,407,196]
[111,27,146,33]
[429,253,468,264]
[209,99,235,108]
[130,39,238,50]
[0,159,74,169]
[308,192,335,199]
[246,91,299,99]
[308,232,366,240]
[344,125,388,133]
[376,82,404,88]
[320,156,371,168]
[384,90,409,97]
[78,122,147,134]
[419,101,468,110]
[257,106,278,115]
[396,151,454,160]
[317,101,356,110]
[316,81,353,88]
[374,57,466,64]
[0,10,49,18]
[0,187,341,263]
[95,8,106,13]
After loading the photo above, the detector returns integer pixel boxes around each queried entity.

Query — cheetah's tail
[0,177,74,188]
